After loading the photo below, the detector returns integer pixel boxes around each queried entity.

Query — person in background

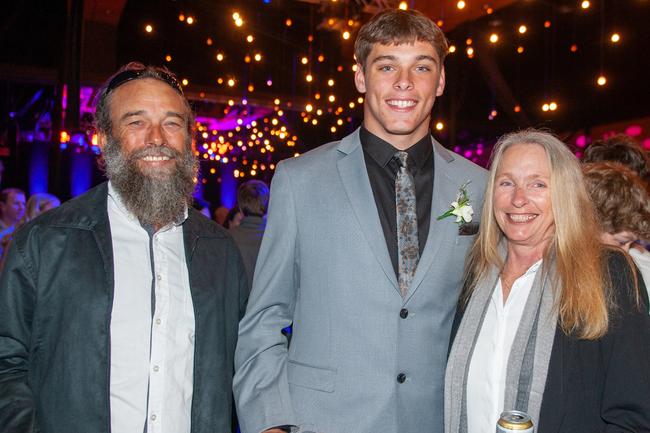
[214,205,229,225]
[0,62,247,433]
[0,187,26,235]
[583,134,650,185]
[22,192,61,221]
[445,129,650,433]
[0,187,26,259]
[234,9,486,433]
[224,206,243,229]
[583,161,650,308]
[229,180,270,290]
[0,192,61,270]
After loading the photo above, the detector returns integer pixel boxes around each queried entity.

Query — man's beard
[102,135,198,228]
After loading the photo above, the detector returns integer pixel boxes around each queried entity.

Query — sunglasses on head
[105,69,184,95]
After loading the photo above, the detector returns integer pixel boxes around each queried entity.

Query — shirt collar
[360,126,432,173]
[107,181,188,231]
[525,259,543,276]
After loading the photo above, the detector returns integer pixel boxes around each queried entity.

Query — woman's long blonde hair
[463,129,611,339]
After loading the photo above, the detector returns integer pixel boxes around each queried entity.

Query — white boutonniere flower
[437,181,474,225]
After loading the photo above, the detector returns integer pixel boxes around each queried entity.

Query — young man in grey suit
[234,9,487,433]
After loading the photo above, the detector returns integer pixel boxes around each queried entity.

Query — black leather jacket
[0,183,248,433]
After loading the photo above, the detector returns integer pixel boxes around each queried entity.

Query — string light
[517,46,525,54]
[398,1,408,10]
[342,30,351,40]
[542,101,558,111]
[610,33,620,43]
[216,53,224,61]
[581,0,590,9]
[327,79,335,86]
[145,24,153,33]
[466,46,475,58]
[306,74,313,82]
[435,122,444,131]
[165,55,172,62]
[489,33,499,43]
[301,57,308,65]
[457,0,466,10]
[449,45,457,53]
[254,53,262,61]
[597,75,607,86]
[186,16,195,25]
[518,25,527,34]
[246,35,254,43]
[285,18,292,27]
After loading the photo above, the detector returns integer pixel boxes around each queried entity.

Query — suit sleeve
[0,232,38,432]
[233,161,299,433]
[601,253,650,432]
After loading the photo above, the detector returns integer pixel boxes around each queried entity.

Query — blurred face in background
[600,231,638,252]
[0,191,26,225]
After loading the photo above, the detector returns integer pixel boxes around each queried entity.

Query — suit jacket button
[397,373,406,383]
[400,308,408,319]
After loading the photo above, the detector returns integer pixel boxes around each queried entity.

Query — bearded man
[0,63,248,433]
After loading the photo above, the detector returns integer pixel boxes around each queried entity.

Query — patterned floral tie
[395,151,419,298]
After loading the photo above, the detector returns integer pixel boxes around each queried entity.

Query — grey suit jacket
[234,128,487,433]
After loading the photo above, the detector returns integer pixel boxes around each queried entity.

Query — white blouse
[466,260,542,433]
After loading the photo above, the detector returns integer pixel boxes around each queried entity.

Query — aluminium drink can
[496,410,534,433]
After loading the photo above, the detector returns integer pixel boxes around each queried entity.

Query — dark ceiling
[2,0,649,164]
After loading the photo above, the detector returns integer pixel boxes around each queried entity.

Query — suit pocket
[287,360,336,393]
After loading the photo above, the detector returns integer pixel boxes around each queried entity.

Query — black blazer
[0,182,248,433]
[451,252,650,433]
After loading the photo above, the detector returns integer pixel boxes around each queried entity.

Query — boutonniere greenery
[437,181,474,225]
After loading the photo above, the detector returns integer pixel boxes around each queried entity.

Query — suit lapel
[337,130,399,291]
[406,138,457,302]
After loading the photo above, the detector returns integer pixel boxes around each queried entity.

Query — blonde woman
[445,129,650,433]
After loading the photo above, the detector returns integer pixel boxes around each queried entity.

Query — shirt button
[150,414,157,421]
[400,308,409,319]
[153,365,160,372]
[156,274,162,281]
[155,318,161,325]
[397,373,407,384]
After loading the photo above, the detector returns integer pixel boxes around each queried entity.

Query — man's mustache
[129,144,183,160]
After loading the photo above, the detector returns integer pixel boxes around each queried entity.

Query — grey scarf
[445,255,558,433]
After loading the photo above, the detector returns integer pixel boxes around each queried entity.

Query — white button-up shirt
[466,260,542,433]
[107,183,195,433]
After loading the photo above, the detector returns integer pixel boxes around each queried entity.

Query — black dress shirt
[360,127,433,275]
